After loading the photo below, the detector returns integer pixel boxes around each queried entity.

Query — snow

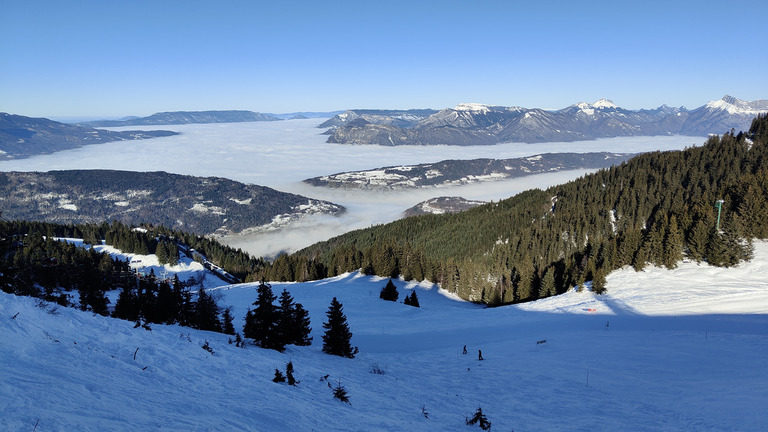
[58,199,77,211]
[705,96,768,115]
[453,103,491,113]
[591,98,618,109]
[230,197,253,205]
[3,240,768,431]
[189,202,226,215]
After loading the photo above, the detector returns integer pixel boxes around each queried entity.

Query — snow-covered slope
[3,243,767,431]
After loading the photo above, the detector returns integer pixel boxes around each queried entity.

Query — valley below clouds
[0,119,704,257]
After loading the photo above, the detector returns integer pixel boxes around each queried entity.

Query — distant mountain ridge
[80,110,283,127]
[304,152,633,190]
[322,95,768,146]
[403,196,486,217]
[0,170,345,236]
[0,113,178,160]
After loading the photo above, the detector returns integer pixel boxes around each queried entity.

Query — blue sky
[1,0,766,118]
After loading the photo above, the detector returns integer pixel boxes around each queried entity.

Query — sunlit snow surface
[0,119,703,257]
[2,242,767,431]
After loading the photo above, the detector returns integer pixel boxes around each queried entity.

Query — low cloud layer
[0,119,704,258]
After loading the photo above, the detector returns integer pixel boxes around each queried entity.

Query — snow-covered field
[0,119,704,257]
[3,242,766,431]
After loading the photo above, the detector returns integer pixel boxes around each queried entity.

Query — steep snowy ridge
[705,94,768,115]
[3,241,767,431]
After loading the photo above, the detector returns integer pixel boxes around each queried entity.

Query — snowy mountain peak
[453,103,492,113]
[706,95,768,115]
[573,98,618,112]
[591,98,618,109]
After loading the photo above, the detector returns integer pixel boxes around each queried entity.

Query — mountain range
[321,95,768,146]
[0,170,344,236]
[303,152,632,190]
[79,109,349,126]
[79,110,284,127]
[0,113,177,160]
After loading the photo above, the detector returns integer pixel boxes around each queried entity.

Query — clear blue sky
[1,0,766,118]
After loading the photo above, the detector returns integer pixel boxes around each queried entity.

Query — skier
[478,350,484,361]
[462,345,467,355]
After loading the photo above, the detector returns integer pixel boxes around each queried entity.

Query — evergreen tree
[286,361,297,386]
[466,407,491,430]
[77,260,109,316]
[591,268,607,295]
[193,286,222,332]
[291,303,313,346]
[322,297,357,358]
[539,267,556,298]
[222,308,236,335]
[243,281,283,351]
[154,280,178,324]
[332,380,350,403]
[275,289,296,346]
[272,369,286,383]
[662,215,684,268]
[379,278,399,302]
[405,290,420,307]
[113,286,139,321]
[156,241,168,265]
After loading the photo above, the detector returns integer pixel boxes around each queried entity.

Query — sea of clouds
[0,119,704,257]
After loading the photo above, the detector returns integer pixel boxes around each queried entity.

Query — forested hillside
[256,115,768,304]
[0,219,268,334]
[0,170,344,236]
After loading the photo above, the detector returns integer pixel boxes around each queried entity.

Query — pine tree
[292,303,313,346]
[193,286,222,332]
[659,215,682,268]
[275,289,296,346]
[591,268,607,295]
[154,280,178,324]
[156,241,168,265]
[322,297,357,358]
[466,407,491,430]
[379,278,399,301]
[406,290,420,307]
[272,369,286,383]
[539,267,556,298]
[113,286,139,321]
[243,281,283,351]
[222,308,236,335]
[332,380,350,403]
[286,361,297,386]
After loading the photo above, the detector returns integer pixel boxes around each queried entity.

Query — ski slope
[2,243,767,431]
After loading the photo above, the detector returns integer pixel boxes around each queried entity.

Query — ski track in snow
[2,242,768,431]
